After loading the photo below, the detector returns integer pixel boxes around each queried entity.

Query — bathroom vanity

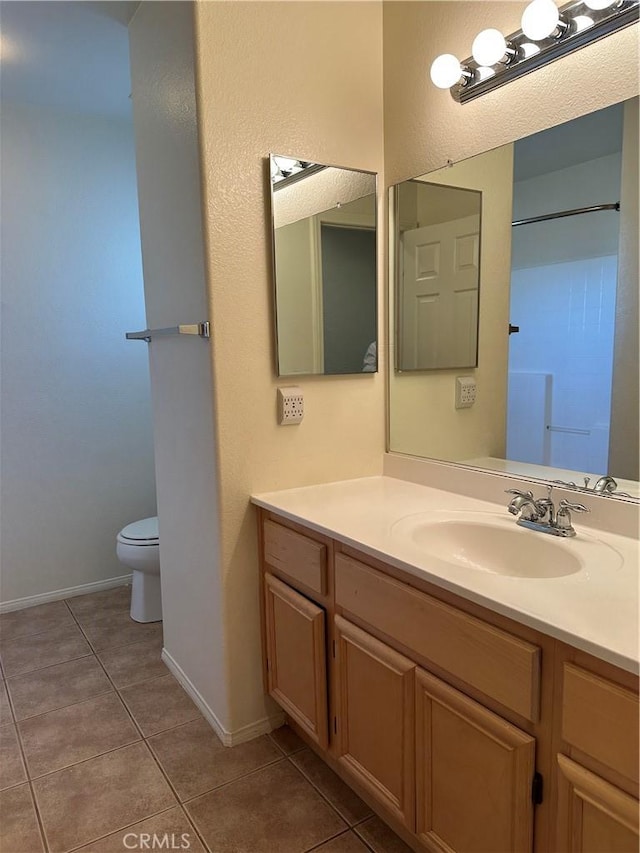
[252,477,639,853]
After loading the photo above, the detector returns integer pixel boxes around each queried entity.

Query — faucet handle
[558,499,590,514]
[505,488,533,499]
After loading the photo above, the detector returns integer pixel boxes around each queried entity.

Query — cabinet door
[556,754,639,853]
[264,573,328,749]
[334,615,415,829]
[416,667,535,853]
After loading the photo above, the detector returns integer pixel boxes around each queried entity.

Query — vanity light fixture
[430,0,638,103]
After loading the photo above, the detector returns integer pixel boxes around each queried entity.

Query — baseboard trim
[161,648,284,747]
[0,574,132,614]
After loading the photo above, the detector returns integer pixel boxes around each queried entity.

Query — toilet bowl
[116,517,162,623]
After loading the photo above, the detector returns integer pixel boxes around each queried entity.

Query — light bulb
[521,0,560,40]
[475,66,496,81]
[520,42,541,57]
[472,29,507,66]
[583,0,617,8]
[573,14,595,30]
[430,54,463,89]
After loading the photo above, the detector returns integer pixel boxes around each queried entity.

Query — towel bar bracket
[125,322,210,343]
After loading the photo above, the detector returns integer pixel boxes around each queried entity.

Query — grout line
[3,649,95,681]
[304,828,362,853]
[352,818,383,853]
[178,804,213,853]
[181,755,289,807]
[5,683,51,853]
[63,804,184,853]
[285,756,356,832]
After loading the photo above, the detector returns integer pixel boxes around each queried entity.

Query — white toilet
[116,516,162,623]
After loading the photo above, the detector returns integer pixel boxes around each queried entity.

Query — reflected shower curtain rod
[512,202,620,228]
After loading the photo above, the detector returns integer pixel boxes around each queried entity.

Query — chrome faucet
[552,474,631,498]
[506,487,590,538]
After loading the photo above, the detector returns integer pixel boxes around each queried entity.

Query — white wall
[0,100,156,605]
[128,2,228,731]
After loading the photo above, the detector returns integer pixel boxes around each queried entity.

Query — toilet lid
[119,517,159,542]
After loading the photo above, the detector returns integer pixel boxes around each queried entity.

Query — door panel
[416,667,535,853]
[334,615,416,829]
[401,214,480,369]
[556,754,639,853]
[264,573,328,748]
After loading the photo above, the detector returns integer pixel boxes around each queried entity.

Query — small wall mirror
[269,156,377,376]
[396,180,482,370]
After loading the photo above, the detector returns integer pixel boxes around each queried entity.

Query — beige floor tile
[32,741,176,853]
[19,693,140,778]
[78,610,163,652]
[0,724,27,791]
[291,750,372,827]
[0,783,45,853]
[186,759,347,853]
[0,679,11,725]
[97,636,166,688]
[148,717,283,801]
[354,816,413,853]
[74,806,206,853]
[312,831,371,852]
[1,623,92,677]
[7,656,113,721]
[0,601,76,643]
[269,724,307,755]
[119,674,200,737]
[66,586,131,620]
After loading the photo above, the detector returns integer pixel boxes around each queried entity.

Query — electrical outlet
[277,386,304,425]
[455,375,476,409]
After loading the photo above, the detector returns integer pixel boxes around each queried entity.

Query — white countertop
[252,475,640,675]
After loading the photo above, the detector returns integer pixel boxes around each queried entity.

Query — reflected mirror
[390,97,639,499]
[396,181,482,370]
[270,156,377,376]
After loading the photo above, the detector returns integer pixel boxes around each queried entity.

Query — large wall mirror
[269,156,377,376]
[390,97,639,500]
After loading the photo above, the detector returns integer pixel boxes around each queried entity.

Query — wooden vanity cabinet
[257,510,640,853]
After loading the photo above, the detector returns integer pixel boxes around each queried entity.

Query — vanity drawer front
[562,663,639,784]
[263,520,327,596]
[335,554,540,722]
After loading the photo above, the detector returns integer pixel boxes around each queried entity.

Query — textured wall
[129,2,228,727]
[0,101,156,605]
[383,2,639,184]
[194,0,385,733]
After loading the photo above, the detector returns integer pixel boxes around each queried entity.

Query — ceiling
[0,0,139,118]
[514,101,625,182]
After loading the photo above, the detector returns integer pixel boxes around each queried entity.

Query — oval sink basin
[401,518,582,577]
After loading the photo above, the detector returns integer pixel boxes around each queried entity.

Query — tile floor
[0,587,411,853]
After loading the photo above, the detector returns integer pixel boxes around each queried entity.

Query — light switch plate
[278,386,304,425]
[455,375,476,409]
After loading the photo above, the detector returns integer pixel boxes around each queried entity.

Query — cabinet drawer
[264,520,327,596]
[562,664,639,784]
[335,554,540,722]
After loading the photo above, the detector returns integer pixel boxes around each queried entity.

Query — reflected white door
[400,215,480,369]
